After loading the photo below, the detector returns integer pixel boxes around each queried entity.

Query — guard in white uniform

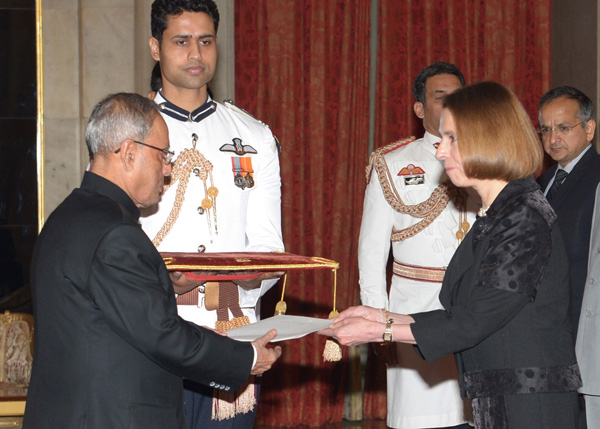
[141,92,283,326]
[140,91,283,426]
[143,1,283,427]
[359,63,476,429]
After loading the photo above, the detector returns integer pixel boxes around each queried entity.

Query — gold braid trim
[369,138,458,242]
[365,136,416,184]
[152,148,217,248]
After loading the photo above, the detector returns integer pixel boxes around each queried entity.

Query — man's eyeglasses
[115,140,175,164]
[538,122,583,139]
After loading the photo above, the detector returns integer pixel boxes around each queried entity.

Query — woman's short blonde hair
[443,81,543,181]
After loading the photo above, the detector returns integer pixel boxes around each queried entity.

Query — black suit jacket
[537,147,600,332]
[24,172,254,429]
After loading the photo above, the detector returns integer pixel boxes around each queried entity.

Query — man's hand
[169,270,218,295]
[169,271,199,295]
[235,271,285,291]
[250,329,282,375]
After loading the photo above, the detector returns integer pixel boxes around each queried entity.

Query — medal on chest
[152,133,219,247]
[220,137,257,189]
[231,156,255,189]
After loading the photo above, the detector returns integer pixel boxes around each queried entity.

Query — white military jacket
[359,132,478,313]
[140,92,284,327]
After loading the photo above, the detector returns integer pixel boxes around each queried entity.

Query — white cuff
[251,344,257,369]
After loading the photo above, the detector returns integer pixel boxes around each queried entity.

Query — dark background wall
[0,0,37,311]
[551,0,597,132]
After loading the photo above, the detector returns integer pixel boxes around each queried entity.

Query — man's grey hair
[85,93,160,158]
[538,86,595,125]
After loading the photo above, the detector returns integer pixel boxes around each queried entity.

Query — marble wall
[42,0,234,216]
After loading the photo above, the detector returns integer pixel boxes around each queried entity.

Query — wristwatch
[383,317,394,342]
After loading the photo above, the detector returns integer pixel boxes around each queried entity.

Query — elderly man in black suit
[23,93,281,429]
[537,86,600,336]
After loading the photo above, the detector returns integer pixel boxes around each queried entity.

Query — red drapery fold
[235,0,550,425]
[376,0,551,148]
[236,1,371,426]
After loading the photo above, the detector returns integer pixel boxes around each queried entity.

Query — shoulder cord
[152,148,218,248]
[369,145,458,242]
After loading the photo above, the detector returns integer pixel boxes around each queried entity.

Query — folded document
[227,315,332,342]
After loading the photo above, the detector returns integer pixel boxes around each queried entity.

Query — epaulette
[382,136,417,155]
[223,99,282,152]
[365,136,416,183]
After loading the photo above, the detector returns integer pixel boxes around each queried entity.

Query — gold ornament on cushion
[152,133,219,247]
[323,270,342,362]
[274,273,288,316]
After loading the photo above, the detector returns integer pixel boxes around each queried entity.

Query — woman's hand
[318,316,384,346]
[318,305,417,346]
[334,305,386,323]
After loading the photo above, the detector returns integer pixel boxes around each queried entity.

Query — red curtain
[376,0,551,147]
[236,1,371,426]
[235,0,550,425]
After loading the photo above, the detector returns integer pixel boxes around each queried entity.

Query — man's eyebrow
[171,33,215,40]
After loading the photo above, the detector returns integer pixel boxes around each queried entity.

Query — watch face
[383,319,393,342]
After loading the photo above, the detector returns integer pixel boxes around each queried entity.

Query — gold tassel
[274,273,287,315]
[212,378,257,421]
[215,316,250,333]
[323,269,342,362]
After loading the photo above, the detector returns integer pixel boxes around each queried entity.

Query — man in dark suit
[537,86,600,338]
[23,93,282,429]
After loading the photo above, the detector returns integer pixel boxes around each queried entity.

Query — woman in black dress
[321,81,581,428]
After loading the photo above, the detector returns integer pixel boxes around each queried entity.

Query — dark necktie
[547,169,568,201]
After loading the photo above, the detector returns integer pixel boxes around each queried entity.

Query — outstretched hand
[318,305,416,346]
[334,305,386,323]
[250,329,282,375]
[318,316,384,346]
